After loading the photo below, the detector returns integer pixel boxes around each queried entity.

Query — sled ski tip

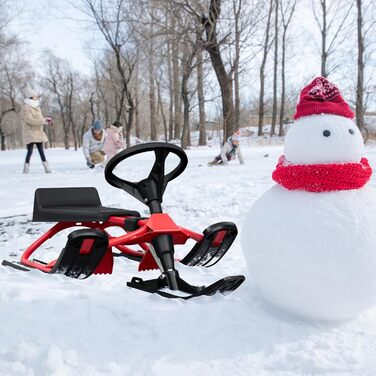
[51,229,109,279]
[181,222,238,267]
[2,260,31,272]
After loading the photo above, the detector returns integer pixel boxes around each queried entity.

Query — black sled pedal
[181,222,238,267]
[51,229,109,279]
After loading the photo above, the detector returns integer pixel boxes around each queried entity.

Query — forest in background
[0,0,375,151]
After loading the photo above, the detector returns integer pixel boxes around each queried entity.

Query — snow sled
[2,143,245,299]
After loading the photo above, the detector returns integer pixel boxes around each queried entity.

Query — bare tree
[270,0,279,137]
[258,0,274,136]
[0,33,31,150]
[355,0,376,137]
[181,36,200,149]
[196,28,206,146]
[134,49,141,138]
[166,36,174,140]
[43,52,73,149]
[156,77,168,141]
[279,0,296,136]
[171,13,182,140]
[147,18,158,140]
[312,0,353,78]
[78,0,136,147]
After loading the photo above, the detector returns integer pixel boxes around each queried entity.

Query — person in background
[82,120,106,168]
[22,86,51,174]
[103,121,124,165]
[208,130,244,166]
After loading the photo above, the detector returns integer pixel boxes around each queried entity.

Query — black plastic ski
[127,272,245,299]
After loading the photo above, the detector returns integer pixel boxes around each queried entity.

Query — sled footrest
[127,272,245,299]
[51,229,109,279]
[181,222,238,267]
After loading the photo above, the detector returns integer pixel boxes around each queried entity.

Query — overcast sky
[9,0,95,75]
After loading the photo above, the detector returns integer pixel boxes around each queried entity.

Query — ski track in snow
[1,144,376,375]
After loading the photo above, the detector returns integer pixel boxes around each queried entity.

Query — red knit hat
[294,77,354,120]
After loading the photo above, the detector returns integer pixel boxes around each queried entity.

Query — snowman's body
[243,185,376,321]
[242,91,376,321]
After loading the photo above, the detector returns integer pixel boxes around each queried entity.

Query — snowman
[242,77,376,321]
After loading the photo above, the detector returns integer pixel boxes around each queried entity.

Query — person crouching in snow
[103,121,124,166]
[208,131,244,166]
[22,86,52,174]
[82,120,106,168]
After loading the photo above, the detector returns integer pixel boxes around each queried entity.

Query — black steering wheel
[104,142,188,210]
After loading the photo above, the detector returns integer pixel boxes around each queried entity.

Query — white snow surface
[284,115,364,164]
[1,144,376,375]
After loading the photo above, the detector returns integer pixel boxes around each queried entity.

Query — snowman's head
[285,77,363,165]
[284,114,364,165]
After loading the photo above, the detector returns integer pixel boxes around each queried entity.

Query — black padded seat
[33,187,140,222]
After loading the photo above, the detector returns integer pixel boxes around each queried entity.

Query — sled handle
[105,142,188,211]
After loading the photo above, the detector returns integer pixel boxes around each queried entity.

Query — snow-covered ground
[1,142,376,375]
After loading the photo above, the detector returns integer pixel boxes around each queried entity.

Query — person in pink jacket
[103,121,124,165]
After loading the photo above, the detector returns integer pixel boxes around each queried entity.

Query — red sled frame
[6,142,245,299]
[21,214,205,275]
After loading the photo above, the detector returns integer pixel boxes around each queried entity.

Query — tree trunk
[181,78,190,150]
[149,44,157,140]
[167,36,174,141]
[356,0,366,134]
[233,0,242,131]
[89,92,96,124]
[271,0,279,137]
[157,80,168,141]
[135,50,141,139]
[0,129,5,151]
[171,15,182,140]
[320,0,328,78]
[0,107,16,150]
[279,29,287,137]
[196,39,206,146]
[258,0,273,136]
[202,0,235,143]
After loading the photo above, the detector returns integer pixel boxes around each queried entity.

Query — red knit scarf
[272,156,372,192]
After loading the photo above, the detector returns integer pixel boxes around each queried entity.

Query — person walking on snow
[208,130,244,166]
[22,86,52,174]
[82,120,106,168]
[103,121,124,165]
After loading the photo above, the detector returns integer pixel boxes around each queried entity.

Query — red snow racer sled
[2,143,245,299]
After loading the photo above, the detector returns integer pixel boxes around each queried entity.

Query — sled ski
[127,273,245,299]
[181,222,238,267]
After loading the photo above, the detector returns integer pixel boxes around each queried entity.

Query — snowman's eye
[323,130,331,137]
[349,129,355,135]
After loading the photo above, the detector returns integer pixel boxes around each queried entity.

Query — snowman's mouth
[272,156,372,192]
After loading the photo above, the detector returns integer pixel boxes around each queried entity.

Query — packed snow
[1,142,376,375]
